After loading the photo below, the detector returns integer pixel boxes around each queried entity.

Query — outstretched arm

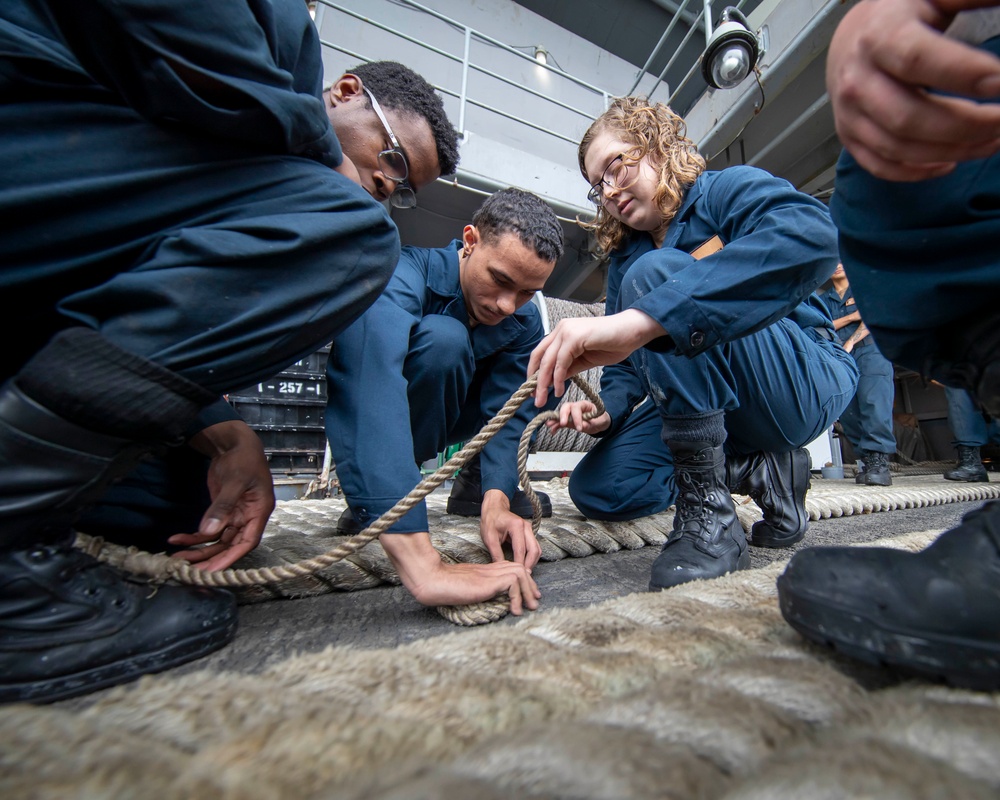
[827,0,1000,181]
[528,311,666,407]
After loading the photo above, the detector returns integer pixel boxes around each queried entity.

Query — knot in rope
[79,374,604,626]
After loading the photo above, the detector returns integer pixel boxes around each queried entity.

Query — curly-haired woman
[532,97,859,591]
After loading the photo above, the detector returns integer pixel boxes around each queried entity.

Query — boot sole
[648,547,751,591]
[750,527,806,548]
[777,575,1000,691]
[0,615,238,704]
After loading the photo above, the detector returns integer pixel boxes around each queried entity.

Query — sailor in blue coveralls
[942,386,1000,481]
[74,59,462,557]
[819,264,897,486]
[778,1,1000,690]
[325,188,561,608]
[533,97,858,591]
[0,2,458,703]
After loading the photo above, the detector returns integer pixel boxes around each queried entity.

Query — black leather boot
[856,449,892,486]
[778,500,1000,690]
[727,448,811,548]
[446,454,552,519]
[944,445,989,483]
[650,440,749,591]
[0,330,238,703]
[336,505,373,535]
[0,544,236,704]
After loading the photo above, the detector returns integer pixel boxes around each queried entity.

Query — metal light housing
[701,7,760,90]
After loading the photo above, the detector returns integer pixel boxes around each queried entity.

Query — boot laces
[30,544,134,595]
[674,472,720,540]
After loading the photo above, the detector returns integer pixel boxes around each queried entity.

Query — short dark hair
[347,61,460,176]
[472,187,564,264]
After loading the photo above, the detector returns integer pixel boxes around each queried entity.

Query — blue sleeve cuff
[351,497,429,534]
[184,398,244,439]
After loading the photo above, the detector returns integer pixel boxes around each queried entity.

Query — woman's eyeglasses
[587,153,632,206]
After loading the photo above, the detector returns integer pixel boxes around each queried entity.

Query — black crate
[281,344,331,376]
[230,398,325,430]
[229,375,327,403]
[252,428,326,452]
[265,449,326,474]
[227,344,332,476]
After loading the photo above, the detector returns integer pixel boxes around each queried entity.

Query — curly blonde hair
[579,97,705,255]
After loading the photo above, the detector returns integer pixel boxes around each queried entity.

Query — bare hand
[380,531,541,615]
[545,400,611,436]
[827,0,1000,181]
[480,490,542,569]
[167,420,275,571]
[528,309,666,408]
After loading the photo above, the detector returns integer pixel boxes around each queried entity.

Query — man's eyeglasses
[364,88,416,209]
[587,153,631,206]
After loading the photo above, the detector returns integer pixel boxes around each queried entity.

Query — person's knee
[404,314,476,404]
[408,315,474,384]
[568,456,642,519]
[618,251,694,310]
[568,465,612,518]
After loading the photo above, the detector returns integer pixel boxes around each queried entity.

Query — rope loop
[79,374,603,626]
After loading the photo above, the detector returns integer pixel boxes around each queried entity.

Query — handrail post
[459,27,471,137]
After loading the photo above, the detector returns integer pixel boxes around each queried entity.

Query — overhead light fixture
[534,46,548,66]
[701,7,760,90]
[306,1,317,20]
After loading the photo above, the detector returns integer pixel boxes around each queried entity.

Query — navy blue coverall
[946,387,1000,449]
[569,166,859,521]
[832,36,1000,386]
[326,242,548,533]
[0,0,399,545]
[819,285,897,455]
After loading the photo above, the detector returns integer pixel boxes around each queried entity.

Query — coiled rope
[79,374,603,627]
[533,298,605,454]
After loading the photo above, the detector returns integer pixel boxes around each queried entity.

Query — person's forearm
[845,323,871,349]
[832,310,861,330]
[188,419,262,458]
[379,531,440,602]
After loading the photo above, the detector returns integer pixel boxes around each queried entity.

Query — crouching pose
[535,97,858,591]
[778,0,1000,690]
[0,1,455,703]
[326,188,563,614]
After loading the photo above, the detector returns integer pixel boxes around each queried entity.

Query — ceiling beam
[646,0,703,28]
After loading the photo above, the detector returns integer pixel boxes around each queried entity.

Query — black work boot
[944,445,990,483]
[0,330,238,703]
[856,449,893,486]
[446,454,552,519]
[777,500,1000,690]
[0,544,236,704]
[650,439,749,591]
[727,448,811,548]
[336,506,373,535]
